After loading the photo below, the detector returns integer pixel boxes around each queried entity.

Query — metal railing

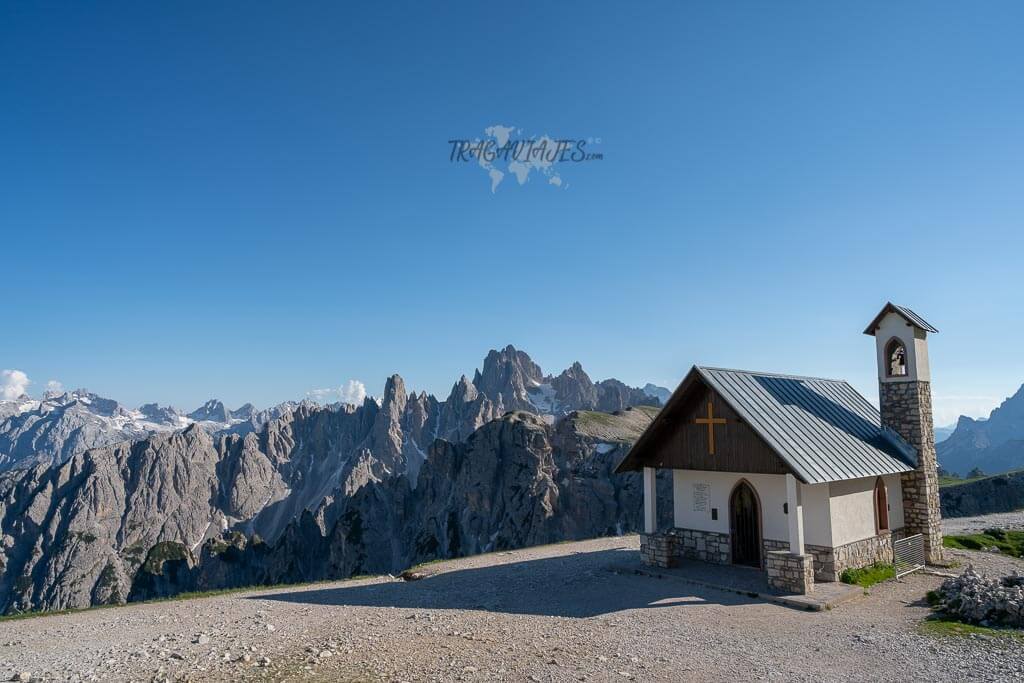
[893,533,925,578]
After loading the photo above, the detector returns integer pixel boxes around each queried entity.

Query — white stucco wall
[801,482,832,547]
[828,478,876,547]
[830,475,907,546]
[670,470,902,549]
[671,470,830,547]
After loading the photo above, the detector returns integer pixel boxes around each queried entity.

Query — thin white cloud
[306,387,335,402]
[1,369,31,401]
[933,394,1002,401]
[306,379,367,406]
[45,380,64,394]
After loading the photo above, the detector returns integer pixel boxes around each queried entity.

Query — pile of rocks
[934,565,1024,627]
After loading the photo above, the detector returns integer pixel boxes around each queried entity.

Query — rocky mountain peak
[448,375,479,404]
[642,383,672,405]
[64,390,124,418]
[956,415,978,429]
[473,345,543,412]
[138,403,183,425]
[938,381,1024,475]
[365,374,409,472]
[231,403,256,420]
[551,362,597,410]
[381,374,407,411]
[188,399,230,423]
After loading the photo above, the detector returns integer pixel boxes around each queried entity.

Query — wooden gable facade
[616,369,792,477]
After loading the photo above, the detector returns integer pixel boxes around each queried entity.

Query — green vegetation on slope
[141,541,191,574]
[939,468,1024,488]
[572,406,659,444]
[943,530,1024,558]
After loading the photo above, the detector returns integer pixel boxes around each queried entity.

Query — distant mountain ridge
[0,347,667,474]
[934,424,956,444]
[0,346,670,613]
[938,383,1024,476]
[0,389,292,472]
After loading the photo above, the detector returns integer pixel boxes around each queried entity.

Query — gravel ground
[1,533,1023,683]
[944,511,1024,535]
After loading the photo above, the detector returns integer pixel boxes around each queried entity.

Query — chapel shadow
[247,547,762,618]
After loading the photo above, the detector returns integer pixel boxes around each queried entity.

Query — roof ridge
[696,365,849,384]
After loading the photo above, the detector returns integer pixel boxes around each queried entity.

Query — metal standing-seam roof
[694,366,916,484]
[863,302,938,335]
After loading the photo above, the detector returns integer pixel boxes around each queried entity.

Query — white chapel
[616,302,943,594]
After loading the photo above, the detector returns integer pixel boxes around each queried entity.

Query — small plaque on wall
[692,482,710,512]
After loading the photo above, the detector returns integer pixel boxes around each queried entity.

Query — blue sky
[2,2,1022,426]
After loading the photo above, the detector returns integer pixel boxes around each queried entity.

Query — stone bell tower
[864,302,943,563]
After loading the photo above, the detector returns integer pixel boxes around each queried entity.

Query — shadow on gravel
[248,548,762,618]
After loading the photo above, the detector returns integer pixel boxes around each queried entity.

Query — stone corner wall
[880,379,944,564]
[640,528,730,567]
[766,551,814,594]
[807,533,895,582]
[639,532,677,568]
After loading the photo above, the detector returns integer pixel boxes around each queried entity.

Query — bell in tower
[863,302,943,563]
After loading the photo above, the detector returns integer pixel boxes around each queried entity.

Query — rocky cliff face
[938,384,1024,476]
[940,471,1024,518]
[0,347,669,613]
[126,406,672,602]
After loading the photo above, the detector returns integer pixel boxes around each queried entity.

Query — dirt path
[1,536,1023,682]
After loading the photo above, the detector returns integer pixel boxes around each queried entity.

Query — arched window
[885,338,907,377]
[874,477,889,532]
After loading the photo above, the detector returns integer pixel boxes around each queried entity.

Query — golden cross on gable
[694,400,727,455]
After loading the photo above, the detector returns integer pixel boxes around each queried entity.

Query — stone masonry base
[640,528,730,567]
[642,526,898,590]
[806,531,895,582]
[766,551,814,594]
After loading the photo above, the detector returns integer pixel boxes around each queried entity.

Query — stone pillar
[766,550,814,594]
[640,532,677,568]
[785,474,805,555]
[643,467,657,534]
[881,380,944,563]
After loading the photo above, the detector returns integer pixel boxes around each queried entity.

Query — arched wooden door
[730,481,761,567]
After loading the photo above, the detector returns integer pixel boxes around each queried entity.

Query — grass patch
[633,405,662,417]
[405,557,446,573]
[943,530,1024,558]
[0,600,130,623]
[919,615,1024,640]
[575,411,620,428]
[840,563,895,588]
